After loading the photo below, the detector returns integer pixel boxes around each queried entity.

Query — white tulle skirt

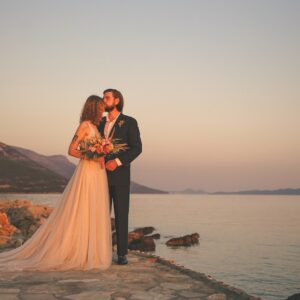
[0,159,112,272]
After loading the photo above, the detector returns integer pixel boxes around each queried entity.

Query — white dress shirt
[104,112,122,166]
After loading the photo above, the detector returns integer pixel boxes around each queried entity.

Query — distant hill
[171,187,300,195]
[14,146,76,179]
[0,142,68,193]
[171,188,207,194]
[210,188,300,195]
[0,142,167,194]
[130,182,168,194]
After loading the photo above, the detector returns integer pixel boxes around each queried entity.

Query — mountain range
[1,141,298,195]
[173,187,300,195]
[0,142,168,194]
[209,188,300,195]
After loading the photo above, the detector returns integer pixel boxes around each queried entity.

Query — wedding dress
[0,121,112,272]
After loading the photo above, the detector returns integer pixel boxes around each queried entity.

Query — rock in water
[0,199,33,210]
[1,200,160,252]
[166,233,200,247]
[148,233,160,239]
[128,236,155,251]
[133,226,155,236]
[0,211,19,246]
[6,207,37,238]
[126,226,160,251]
[191,232,200,242]
[0,199,55,248]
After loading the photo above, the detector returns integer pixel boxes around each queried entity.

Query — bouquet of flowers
[79,136,128,160]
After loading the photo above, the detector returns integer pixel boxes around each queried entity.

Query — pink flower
[96,146,103,154]
[103,143,114,154]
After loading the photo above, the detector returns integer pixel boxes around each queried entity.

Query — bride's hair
[80,95,105,126]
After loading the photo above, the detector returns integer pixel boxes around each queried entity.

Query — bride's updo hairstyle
[80,95,105,126]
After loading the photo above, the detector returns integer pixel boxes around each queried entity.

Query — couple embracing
[0,89,142,271]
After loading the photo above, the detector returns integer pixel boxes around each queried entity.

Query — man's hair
[103,88,124,112]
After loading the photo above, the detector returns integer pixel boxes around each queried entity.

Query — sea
[0,193,299,300]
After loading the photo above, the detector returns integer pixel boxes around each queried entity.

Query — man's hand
[106,159,118,171]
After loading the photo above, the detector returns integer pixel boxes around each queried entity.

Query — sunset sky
[0,1,299,192]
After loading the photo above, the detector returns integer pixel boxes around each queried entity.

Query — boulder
[27,205,53,220]
[133,226,155,236]
[0,200,56,247]
[0,199,33,210]
[128,230,142,242]
[6,207,38,238]
[166,233,200,247]
[126,226,159,251]
[148,233,160,239]
[0,210,21,248]
[128,236,155,251]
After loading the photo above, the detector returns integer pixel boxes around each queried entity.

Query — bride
[0,95,112,272]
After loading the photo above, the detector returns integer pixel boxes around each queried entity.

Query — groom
[98,88,142,265]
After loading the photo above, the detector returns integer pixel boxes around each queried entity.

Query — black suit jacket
[98,113,142,186]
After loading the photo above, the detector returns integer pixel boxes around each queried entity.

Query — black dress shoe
[117,255,128,265]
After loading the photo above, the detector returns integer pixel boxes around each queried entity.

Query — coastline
[1,196,297,299]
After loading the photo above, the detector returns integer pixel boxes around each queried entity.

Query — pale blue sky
[0,0,299,192]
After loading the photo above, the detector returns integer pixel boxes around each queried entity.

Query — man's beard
[105,105,116,112]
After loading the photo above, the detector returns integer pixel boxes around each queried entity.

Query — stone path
[0,250,261,300]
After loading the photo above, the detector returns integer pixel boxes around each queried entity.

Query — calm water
[0,193,299,300]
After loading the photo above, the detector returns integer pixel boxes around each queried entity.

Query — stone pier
[0,250,261,300]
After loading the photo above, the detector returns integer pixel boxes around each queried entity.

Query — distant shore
[0,189,300,196]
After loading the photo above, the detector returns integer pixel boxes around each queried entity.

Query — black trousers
[108,185,130,256]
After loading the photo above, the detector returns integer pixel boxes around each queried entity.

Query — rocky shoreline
[0,199,199,252]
